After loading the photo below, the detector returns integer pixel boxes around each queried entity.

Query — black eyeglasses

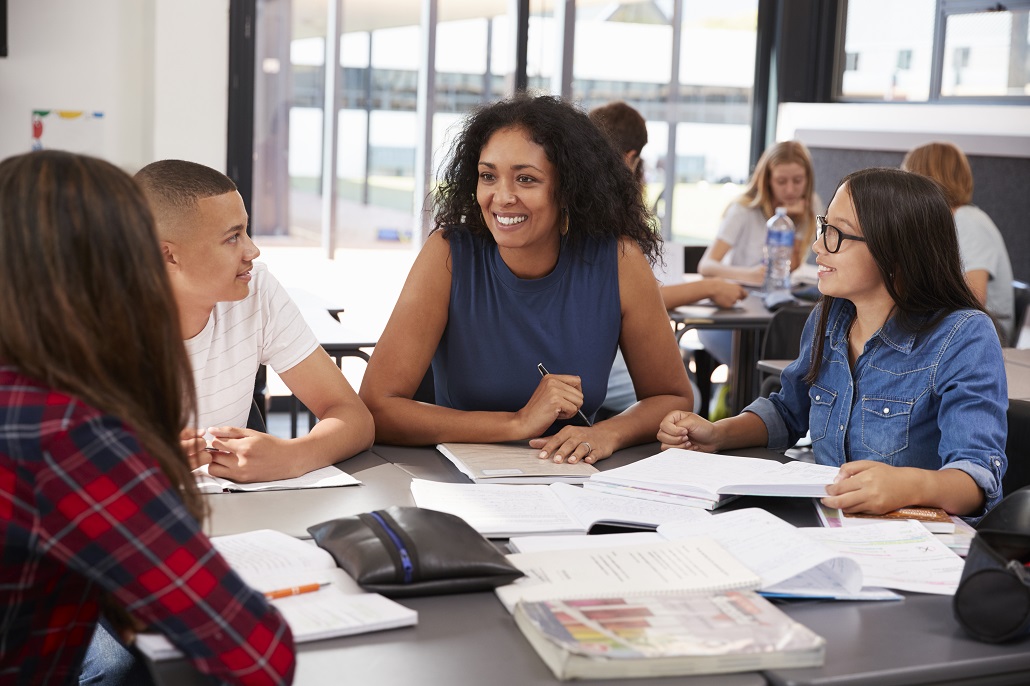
[816,216,867,254]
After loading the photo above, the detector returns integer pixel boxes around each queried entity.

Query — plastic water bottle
[762,207,795,295]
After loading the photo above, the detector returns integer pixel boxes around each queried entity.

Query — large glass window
[253,0,762,252]
[840,0,935,101]
[839,0,1030,101]
[941,6,1030,97]
[672,1,758,244]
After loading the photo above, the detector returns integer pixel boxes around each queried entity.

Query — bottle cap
[775,206,787,215]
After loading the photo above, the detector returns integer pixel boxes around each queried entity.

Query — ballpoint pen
[204,446,233,455]
[263,581,330,600]
[537,362,593,427]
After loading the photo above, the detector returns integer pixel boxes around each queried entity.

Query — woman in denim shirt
[658,167,1007,518]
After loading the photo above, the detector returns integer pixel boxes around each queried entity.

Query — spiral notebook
[495,538,761,612]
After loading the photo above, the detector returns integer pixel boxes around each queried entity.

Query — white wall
[776,103,1030,156]
[0,0,229,172]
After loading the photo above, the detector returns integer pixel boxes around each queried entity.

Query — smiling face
[166,190,260,310]
[476,126,561,270]
[768,162,808,208]
[813,183,889,307]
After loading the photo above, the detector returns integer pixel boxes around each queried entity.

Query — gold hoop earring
[560,209,569,236]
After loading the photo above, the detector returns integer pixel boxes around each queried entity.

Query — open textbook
[494,538,762,613]
[135,529,416,660]
[515,591,825,681]
[585,449,839,509]
[437,442,597,484]
[409,479,708,538]
[193,463,360,494]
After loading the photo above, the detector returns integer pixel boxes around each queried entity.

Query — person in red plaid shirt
[0,151,296,684]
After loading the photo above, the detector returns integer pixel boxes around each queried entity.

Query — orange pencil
[263,582,330,600]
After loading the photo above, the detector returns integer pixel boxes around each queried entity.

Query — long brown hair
[0,151,202,520]
[804,167,985,384]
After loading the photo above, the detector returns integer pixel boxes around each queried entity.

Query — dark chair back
[247,397,267,433]
[1004,399,1030,498]
[759,305,813,397]
[1012,280,1029,346]
[683,246,706,274]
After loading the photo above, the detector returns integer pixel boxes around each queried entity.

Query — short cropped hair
[588,101,648,157]
[134,159,237,239]
[901,141,974,208]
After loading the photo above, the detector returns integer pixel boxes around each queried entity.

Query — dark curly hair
[433,95,661,264]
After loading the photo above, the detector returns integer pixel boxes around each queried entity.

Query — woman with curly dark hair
[360,95,693,463]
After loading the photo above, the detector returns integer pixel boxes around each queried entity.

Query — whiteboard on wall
[31,110,106,157]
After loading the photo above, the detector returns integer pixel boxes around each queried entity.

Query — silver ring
[582,442,592,454]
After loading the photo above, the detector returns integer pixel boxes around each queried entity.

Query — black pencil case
[307,506,524,598]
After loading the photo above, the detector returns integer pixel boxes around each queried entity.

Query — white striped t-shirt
[185,262,319,429]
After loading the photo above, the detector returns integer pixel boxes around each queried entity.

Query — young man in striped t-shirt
[136,160,374,483]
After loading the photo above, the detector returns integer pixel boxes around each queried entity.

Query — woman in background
[698,140,819,285]
[659,168,1007,519]
[360,95,694,464]
[695,141,820,388]
[0,151,295,684]
[902,141,1014,343]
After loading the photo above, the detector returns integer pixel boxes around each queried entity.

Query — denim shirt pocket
[808,384,836,442]
[861,397,914,460]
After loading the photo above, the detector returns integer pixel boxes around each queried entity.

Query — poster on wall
[31,110,105,156]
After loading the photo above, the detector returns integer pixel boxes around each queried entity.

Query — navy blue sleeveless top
[432,230,621,432]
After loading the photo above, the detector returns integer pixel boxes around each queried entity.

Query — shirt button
[995,459,1002,467]
[883,407,890,414]
[815,395,821,401]
[839,424,844,431]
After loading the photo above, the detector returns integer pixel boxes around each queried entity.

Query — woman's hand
[529,424,616,464]
[657,410,721,452]
[515,374,585,438]
[821,461,921,514]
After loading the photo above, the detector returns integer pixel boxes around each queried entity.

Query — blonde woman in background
[698,140,820,286]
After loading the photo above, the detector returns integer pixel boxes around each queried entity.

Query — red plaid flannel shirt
[0,368,295,684]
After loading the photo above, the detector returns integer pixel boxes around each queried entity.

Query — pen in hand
[537,363,593,427]
[263,582,330,600]
[204,447,232,455]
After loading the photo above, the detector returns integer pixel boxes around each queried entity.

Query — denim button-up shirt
[745,298,1008,516]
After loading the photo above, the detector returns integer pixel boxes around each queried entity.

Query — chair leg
[693,349,716,419]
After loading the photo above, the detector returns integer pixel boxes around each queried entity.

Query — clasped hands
[180,427,290,483]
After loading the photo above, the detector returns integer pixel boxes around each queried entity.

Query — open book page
[495,538,762,612]
[588,450,780,501]
[717,460,838,497]
[135,530,416,659]
[409,480,709,538]
[658,509,867,598]
[549,482,710,530]
[802,520,966,595]
[437,442,597,483]
[410,479,585,537]
[193,464,360,493]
